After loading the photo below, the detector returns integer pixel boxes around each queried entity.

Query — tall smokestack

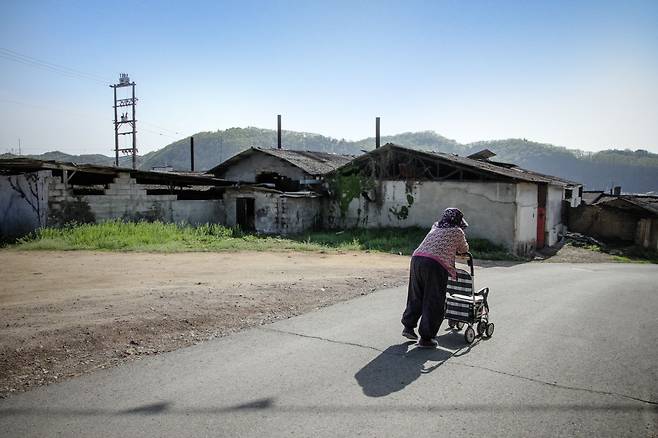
[277,114,282,149]
[375,117,380,148]
[190,136,195,172]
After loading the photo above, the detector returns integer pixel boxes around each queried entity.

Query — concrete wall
[219,153,308,183]
[325,180,523,252]
[281,196,322,234]
[223,188,320,235]
[49,172,224,226]
[0,171,49,240]
[514,183,538,255]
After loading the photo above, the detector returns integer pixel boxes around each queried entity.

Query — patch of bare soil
[0,250,409,398]
[535,242,622,263]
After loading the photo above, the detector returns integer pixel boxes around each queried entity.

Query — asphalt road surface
[1,262,657,437]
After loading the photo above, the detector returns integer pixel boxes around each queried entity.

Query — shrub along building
[206,147,353,234]
[324,143,582,255]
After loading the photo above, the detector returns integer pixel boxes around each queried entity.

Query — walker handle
[460,252,474,277]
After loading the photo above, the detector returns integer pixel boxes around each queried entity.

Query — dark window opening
[578,186,583,197]
[565,189,573,200]
[256,172,300,192]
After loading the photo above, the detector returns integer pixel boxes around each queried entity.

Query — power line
[0,48,186,143]
[0,47,112,84]
[0,98,181,141]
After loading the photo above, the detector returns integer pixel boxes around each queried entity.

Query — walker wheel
[464,326,476,344]
[456,321,465,331]
[477,321,487,336]
[448,320,455,329]
[485,323,495,338]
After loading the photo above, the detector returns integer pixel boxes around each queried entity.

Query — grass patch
[12,221,519,260]
[288,228,518,260]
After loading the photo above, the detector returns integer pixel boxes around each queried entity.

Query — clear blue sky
[1,0,657,156]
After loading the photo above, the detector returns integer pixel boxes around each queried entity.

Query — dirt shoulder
[0,250,410,398]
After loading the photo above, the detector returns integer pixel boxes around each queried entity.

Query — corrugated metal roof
[207,148,354,176]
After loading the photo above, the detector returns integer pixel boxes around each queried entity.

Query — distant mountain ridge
[4,128,658,193]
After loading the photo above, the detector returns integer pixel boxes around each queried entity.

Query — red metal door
[536,207,546,248]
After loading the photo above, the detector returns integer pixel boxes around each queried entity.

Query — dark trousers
[401,256,449,340]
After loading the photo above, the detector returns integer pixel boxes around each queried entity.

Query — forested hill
[6,128,658,193]
[138,128,658,192]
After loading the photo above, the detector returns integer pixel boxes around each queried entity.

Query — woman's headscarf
[437,208,468,229]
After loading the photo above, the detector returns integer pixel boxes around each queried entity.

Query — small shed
[207,148,353,234]
[571,192,658,249]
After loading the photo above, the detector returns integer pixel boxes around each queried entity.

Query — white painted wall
[327,180,520,251]
[514,183,538,255]
[546,185,565,246]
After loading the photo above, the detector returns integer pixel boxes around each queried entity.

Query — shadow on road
[354,330,479,398]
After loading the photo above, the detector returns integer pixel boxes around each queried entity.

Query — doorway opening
[236,197,255,231]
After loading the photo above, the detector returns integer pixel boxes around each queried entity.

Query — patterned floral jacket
[412,224,469,279]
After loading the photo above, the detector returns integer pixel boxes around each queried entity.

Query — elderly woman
[401,208,469,348]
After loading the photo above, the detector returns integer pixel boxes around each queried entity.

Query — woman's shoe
[402,327,419,340]
[417,338,438,348]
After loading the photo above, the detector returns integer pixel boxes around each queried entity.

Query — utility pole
[110,73,138,168]
[375,117,380,149]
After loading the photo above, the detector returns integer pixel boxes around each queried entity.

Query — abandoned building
[0,158,231,240]
[206,147,353,233]
[324,143,582,255]
[2,144,584,256]
[570,191,658,250]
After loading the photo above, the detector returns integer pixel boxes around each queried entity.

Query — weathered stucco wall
[514,183,538,255]
[281,196,321,234]
[219,154,308,183]
[569,205,638,242]
[224,189,279,233]
[636,218,658,250]
[0,171,49,240]
[546,185,565,246]
[325,180,521,251]
[224,188,320,234]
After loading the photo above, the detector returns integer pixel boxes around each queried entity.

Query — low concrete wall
[0,171,49,240]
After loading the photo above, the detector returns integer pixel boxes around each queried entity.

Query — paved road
[1,263,657,437]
